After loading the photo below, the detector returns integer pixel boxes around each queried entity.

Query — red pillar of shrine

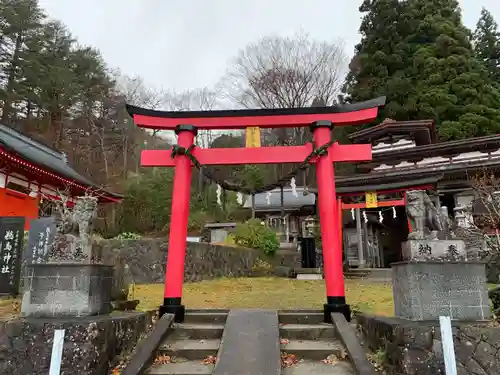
[311,120,351,323]
[159,124,197,322]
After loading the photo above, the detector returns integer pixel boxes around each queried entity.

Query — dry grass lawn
[1,277,494,321]
[132,277,396,316]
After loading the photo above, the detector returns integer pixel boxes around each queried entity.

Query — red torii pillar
[126,97,385,323]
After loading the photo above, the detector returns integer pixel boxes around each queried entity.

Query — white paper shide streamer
[363,211,368,223]
[351,208,355,220]
[378,210,383,223]
[236,192,243,205]
[216,184,222,206]
[392,206,397,218]
[290,177,298,197]
[265,191,272,205]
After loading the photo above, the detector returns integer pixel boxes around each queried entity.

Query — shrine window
[6,181,30,195]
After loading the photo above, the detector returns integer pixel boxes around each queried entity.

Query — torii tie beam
[126,97,386,323]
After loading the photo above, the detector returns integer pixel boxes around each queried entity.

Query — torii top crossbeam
[125,97,386,130]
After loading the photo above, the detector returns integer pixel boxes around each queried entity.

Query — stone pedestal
[401,239,466,260]
[21,263,113,317]
[392,261,490,321]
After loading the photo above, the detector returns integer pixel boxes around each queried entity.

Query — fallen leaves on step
[202,355,217,365]
[321,354,340,365]
[109,356,130,374]
[153,354,172,365]
[280,338,289,345]
[321,349,348,365]
[281,352,298,367]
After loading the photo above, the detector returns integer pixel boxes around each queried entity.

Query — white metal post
[439,316,457,375]
[49,329,65,375]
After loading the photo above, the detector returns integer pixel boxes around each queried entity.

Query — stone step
[344,272,370,278]
[169,323,225,340]
[158,339,221,360]
[281,359,355,375]
[279,312,324,325]
[280,324,336,340]
[183,312,228,324]
[294,268,323,275]
[146,360,215,375]
[281,339,346,361]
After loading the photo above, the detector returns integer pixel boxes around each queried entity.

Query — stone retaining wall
[356,313,500,375]
[0,311,155,375]
[93,239,262,284]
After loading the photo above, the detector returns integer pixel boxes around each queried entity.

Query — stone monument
[0,217,25,296]
[21,195,113,317]
[392,190,490,321]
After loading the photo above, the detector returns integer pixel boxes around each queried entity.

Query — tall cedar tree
[346,0,500,140]
[343,0,413,121]
[407,0,500,140]
[473,7,500,85]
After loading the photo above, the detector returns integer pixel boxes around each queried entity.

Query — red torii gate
[126,97,386,323]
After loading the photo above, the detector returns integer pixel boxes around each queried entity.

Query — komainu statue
[49,195,98,261]
[406,190,443,240]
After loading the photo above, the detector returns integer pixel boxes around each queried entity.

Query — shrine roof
[243,187,315,211]
[348,119,436,145]
[336,154,500,194]
[359,134,500,167]
[0,124,122,201]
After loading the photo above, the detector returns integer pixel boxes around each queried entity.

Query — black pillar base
[159,298,185,323]
[323,296,351,323]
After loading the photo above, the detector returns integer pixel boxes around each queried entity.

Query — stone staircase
[145,311,228,375]
[279,311,355,374]
[125,309,375,375]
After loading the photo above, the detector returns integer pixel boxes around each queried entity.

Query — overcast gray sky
[38,0,500,93]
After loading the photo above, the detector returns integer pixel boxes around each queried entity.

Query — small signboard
[0,216,25,296]
[365,191,378,208]
[245,127,261,148]
[26,216,56,264]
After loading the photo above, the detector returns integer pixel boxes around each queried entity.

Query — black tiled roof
[0,124,121,199]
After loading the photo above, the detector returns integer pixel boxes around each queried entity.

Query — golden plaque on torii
[365,191,378,208]
[245,127,261,148]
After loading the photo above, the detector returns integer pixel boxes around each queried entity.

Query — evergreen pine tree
[473,7,500,84]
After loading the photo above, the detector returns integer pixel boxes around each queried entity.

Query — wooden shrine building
[336,119,500,268]
[0,124,121,229]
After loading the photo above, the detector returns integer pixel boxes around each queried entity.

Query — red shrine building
[0,124,121,229]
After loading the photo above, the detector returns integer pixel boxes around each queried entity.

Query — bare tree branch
[220,31,348,113]
[160,88,222,148]
[457,170,500,260]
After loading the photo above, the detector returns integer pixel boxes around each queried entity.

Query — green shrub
[224,234,237,245]
[233,219,279,256]
[114,232,141,240]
